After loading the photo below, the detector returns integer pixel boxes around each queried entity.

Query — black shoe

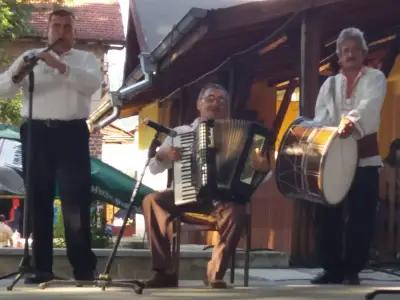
[74,270,96,281]
[24,271,55,284]
[144,272,178,288]
[310,271,343,284]
[343,273,360,285]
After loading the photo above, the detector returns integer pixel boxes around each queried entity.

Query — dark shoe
[343,273,360,285]
[203,278,228,288]
[209,279,227,289]
[310,271,343,284]
[74,270,96,281]
[144,272,178,288]
[24,271,54,284]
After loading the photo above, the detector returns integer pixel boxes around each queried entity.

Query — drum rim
[275,117,305,199]
[275,117,357,205]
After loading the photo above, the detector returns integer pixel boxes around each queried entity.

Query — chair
[171,209,251,286]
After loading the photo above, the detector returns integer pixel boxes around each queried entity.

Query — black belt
[358,132,379,159]
[25,119,86,128]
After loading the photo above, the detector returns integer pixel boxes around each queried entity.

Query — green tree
[0,0,32,126]
[0,0,32,39]
[0,1,66,126]
[0,94,22,126]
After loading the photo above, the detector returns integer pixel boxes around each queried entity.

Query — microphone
[23,52,40,64]
[12,38,63,84]
[143,118,177,137]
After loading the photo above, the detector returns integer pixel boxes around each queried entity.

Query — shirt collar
[339,66,367,78]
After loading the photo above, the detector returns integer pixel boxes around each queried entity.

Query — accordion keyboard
[173,132,197,205]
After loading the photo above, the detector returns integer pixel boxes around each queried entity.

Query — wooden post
[300,9,322,118]
[291,9,323,266]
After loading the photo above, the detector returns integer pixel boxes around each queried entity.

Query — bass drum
[275,118,357,206]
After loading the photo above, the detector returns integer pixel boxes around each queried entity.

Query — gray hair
[336,27,368,55]
[197,83,230,102]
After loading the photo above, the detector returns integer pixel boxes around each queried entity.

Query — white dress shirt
[0,48,102,120]
[149,118,200,175]
[313,66,387,167]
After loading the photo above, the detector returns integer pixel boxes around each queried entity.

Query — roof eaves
[123,7,208,90]
[151,7,208,62]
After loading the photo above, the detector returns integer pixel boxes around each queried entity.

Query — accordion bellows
[174,119,270,206]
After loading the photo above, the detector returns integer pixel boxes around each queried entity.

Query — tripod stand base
[96,279,144,294]
[39,278,145,294]
[0,256,35,291]
[5,273,24,291]
[366,289,400,299]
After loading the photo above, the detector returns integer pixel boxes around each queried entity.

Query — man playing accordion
[142,83,269,289]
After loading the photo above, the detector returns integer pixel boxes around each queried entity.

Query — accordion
[173,119,270,206]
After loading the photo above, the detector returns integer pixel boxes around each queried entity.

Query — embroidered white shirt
[313,66,387,167]
[0,48,102,120]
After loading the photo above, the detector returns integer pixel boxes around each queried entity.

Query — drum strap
[358,133,379,159]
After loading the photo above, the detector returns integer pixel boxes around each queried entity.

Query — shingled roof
[28,0,125,44]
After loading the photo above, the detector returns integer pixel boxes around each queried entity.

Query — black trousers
[21,120,97,276]
[315,166,379,275]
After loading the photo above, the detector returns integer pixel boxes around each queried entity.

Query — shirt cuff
[345,115,363,138]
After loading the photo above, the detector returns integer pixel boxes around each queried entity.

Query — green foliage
[0,94,22,126]
[52,200,111,248]
[0,0,32,39]
[0,48,22,126]
[91,203,111,248]
[53,199,66,248]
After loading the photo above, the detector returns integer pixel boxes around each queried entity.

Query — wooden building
[91,0,400,265]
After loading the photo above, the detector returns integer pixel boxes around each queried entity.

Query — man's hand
[12,60,35,83]
[156,146,181,162]
[337,117,354,138]
[37,52,67,74]
[251,148,270,172]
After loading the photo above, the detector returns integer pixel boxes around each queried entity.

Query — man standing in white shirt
[310,27,387,285]
[0,9,101,283]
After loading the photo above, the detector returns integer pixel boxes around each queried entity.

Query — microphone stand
[40,132,162,294]
[0,71,36,290]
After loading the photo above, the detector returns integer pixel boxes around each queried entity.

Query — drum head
[321,134,357,205]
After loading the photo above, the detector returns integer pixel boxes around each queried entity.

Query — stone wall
[89,131,103,159]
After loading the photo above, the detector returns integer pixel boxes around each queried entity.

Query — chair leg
[230,251,235,284]
[244,214,251,287]
[172,218,181,278]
